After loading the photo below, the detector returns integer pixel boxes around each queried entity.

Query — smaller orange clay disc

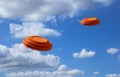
[80,17,100,26]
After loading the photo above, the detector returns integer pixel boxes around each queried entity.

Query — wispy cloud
[93,71,100,75]
[93,0,114,6]
[107,48,119,54]
[6,64,84,77]
[105,74,120,77]
[73,48,95,58]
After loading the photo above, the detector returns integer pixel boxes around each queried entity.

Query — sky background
[0,0,120,77]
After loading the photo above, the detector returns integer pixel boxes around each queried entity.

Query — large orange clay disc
[80,17,100,26]
[23,36,52,51]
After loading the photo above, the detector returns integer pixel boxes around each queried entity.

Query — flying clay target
[23,36,52,51]
[80,17,100,26]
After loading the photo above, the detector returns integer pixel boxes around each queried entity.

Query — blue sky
[0,0,120,77]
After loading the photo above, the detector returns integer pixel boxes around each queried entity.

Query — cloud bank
[6,64,84,77]
[0,44,60,71]
[0,0,114,21]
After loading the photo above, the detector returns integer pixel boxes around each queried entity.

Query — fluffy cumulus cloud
[6,64,84,77]
[107,48,119,54]
[105,74,120,77]
[0,43,60,71]
[73,48,95,58]
[0,0,114,21]
[10,22,61,38]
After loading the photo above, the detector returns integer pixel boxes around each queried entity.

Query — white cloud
[6,64,84,77]
[73,48,95,58]
[0,43,60,71]
[0,0,114,21]
[107,48,119,54]
[93,0,114,6]
[93,71,100,75]
[10,22,61,38]
[105,74,120,77]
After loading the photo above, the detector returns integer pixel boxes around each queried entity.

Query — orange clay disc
[24,36,50,46]
[23,41,52,51]
[80,17,100,26]
[23,36,52,51]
